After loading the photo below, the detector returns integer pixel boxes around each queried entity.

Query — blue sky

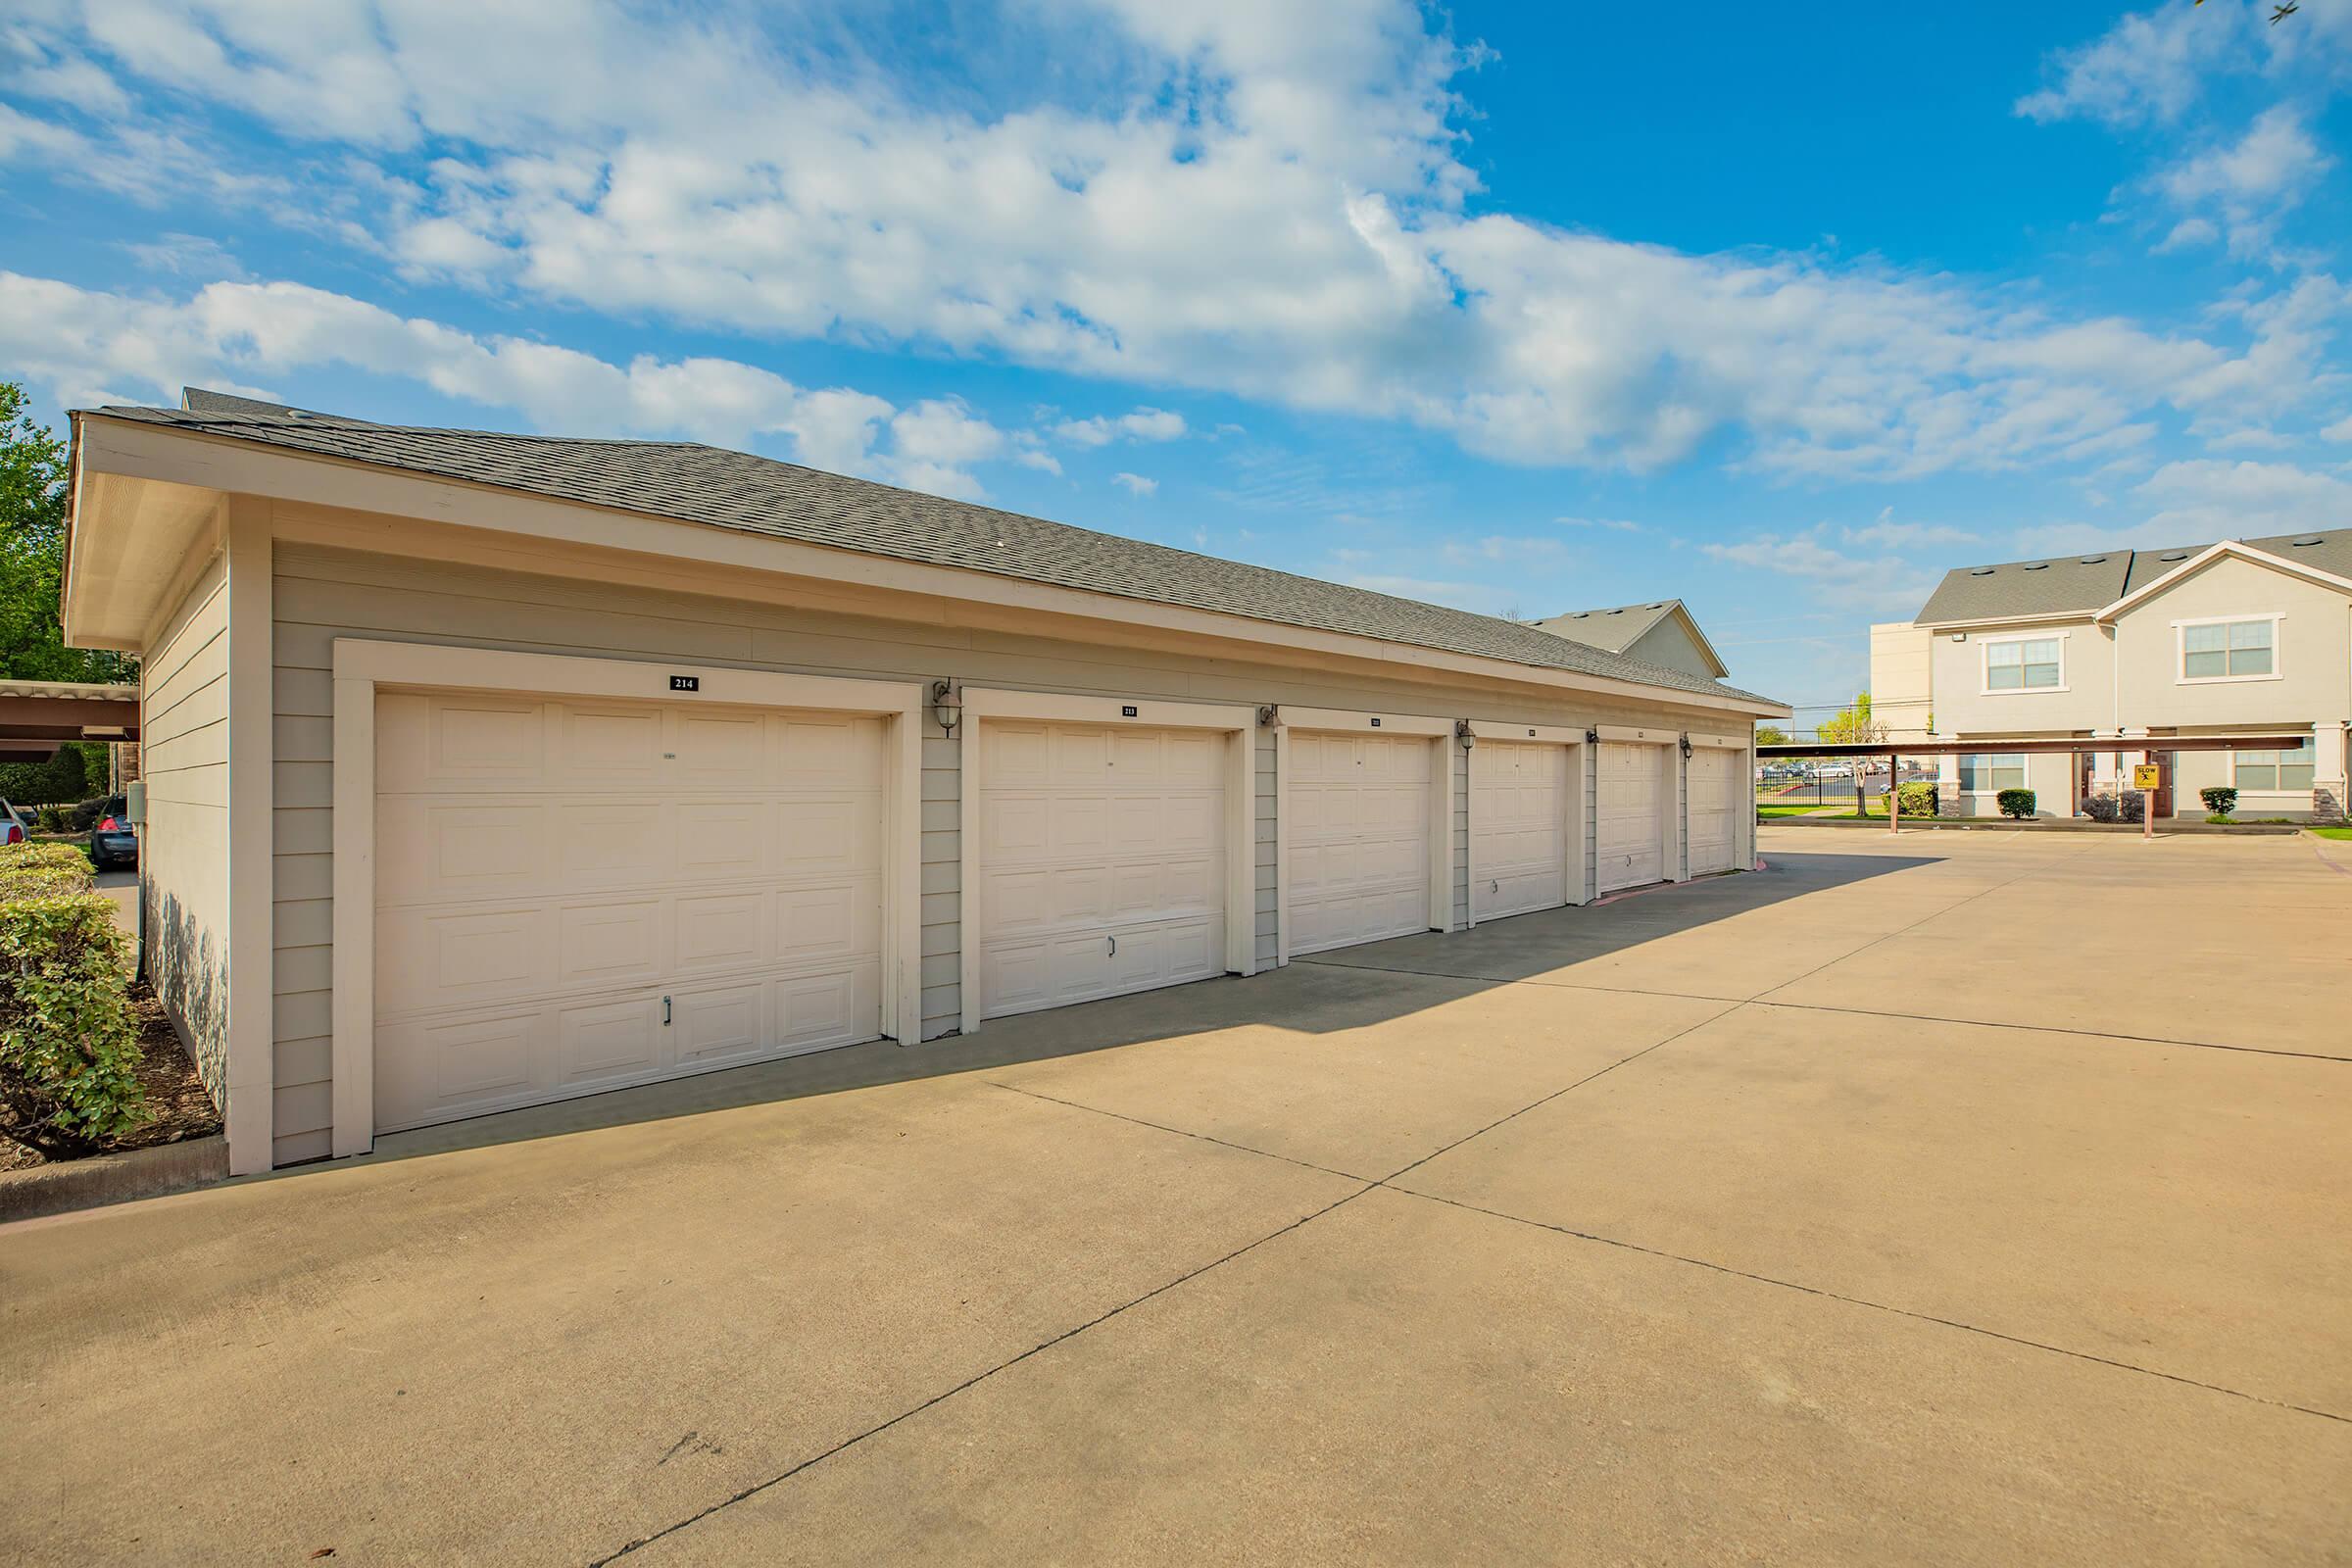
[3,1,2349,718]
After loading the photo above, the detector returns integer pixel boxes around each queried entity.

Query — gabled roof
[81,397,1779,710]
[1524,599,1729,679]
[2092,537,2352,623]
[1915,525,2352,625]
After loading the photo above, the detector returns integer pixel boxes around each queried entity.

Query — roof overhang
[2092,539,2352,625]
[0,682,140,742]
[65,416,228,650]
[68,413,1788,720]
[1910,609,2091,633]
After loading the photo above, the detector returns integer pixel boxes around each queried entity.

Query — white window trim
[2173,613,2284,686]
[1978,631,2069,697]
[1959,753,2030,794]
[956,688,1258,1036]
[328,639,928,1158]
[1272,707,1460,965]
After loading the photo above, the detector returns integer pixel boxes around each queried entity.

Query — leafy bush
[1893,780,1939,817]
[1996,788,2037,820]
[0,841,96,898]
[2199,786,2237,820]
[0,744,93,807]
[2080,791,2145,825]
[0,893,146,1146]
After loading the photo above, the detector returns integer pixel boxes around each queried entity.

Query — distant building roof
[1523,598,1728,680]
[1915,527,2352,624]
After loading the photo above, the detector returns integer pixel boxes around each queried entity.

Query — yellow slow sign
[2132,763,2163,791]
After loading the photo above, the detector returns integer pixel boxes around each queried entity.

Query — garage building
[66,392,1785,1173]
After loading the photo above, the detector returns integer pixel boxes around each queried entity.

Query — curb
[0,1134,228,1225]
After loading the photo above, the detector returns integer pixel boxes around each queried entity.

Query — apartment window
[1984,637,2062,691]
[2181,618,2276,680]
[2235,740,2315,792]
[1960,754,2027,792]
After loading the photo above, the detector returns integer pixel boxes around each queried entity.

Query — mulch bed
[0,982,221,1172]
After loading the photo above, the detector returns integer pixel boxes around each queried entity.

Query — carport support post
[1887,750,1899,835]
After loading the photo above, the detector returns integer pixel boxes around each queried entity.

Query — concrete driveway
[5,828,2348,1564]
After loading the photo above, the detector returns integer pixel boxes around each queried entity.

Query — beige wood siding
[142,550,232,1108]
[270,538,1750,1157]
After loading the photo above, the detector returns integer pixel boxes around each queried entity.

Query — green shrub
[2199,786,2237,820]
[0,841,96,899]
[0,893,146,1145]
[1996,788,2037,820]
[0,745,92,807]
[1893,780,1938,817]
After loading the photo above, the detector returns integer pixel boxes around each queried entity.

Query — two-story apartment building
[1870,527,2351,821]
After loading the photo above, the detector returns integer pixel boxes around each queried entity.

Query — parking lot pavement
[4,827,2347,1564]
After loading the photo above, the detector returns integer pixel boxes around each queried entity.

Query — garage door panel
[1286,732,1433,956]
[675,890,766,971]
[378,905,550,1011]
[561,707,666,783]
[375,690,889,1133]
[376,694,545,793]
[1687,749,1740,876]
[1596,742,1666,893]
[979,719,1232,1016]
[556,900,665,990]
[1471,740,1569,921]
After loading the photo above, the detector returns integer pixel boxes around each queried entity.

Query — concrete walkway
[4,830,2347,1565]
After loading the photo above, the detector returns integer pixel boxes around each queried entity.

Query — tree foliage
[1754,724,1788,747]
[1815,692,1886,747]
[1,382,134,684]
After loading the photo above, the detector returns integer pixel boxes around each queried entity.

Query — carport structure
[1759,734,2315,830]
[0,679,138,770]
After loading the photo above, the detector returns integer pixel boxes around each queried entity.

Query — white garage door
[373,691,887,1133]
[1471,740,1570,921]
[1596,742,1666,894]
[1288,731,1431,956]
[978,720,1225,1019]
[1687,747,1742,876]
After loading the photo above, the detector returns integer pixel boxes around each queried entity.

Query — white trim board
[1272,707,1457,964]
[328,639,926,1157]
[956,687,1257,1035]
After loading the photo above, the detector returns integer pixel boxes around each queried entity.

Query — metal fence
[1755,770,1938,811]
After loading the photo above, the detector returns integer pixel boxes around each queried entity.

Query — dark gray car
[89,797,137,870]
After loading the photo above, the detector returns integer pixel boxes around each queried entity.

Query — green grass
[1755,804,1834,818]
[2309,825,2352,841]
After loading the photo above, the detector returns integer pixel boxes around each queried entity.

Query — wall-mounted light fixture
[1258,705,1280,727]
[931,679,962,737]
[1454,718,1476,751]
[1585,727,1599,745]
[1679,733,1693,759]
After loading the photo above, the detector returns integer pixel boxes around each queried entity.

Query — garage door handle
[1490,879,1499,894]
[1107,936,1117,957]
[662,996,671,1027]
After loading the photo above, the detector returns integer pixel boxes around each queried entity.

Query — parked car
[0,801,25,846]
[88,796,137,870]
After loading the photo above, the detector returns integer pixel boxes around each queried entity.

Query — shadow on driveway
[305,848,1936,1178]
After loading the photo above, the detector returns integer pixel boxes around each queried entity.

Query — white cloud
[2145,105,2332,259]
[1700,530,1935,614]
[1440,534,1567,566]
[1053,407,1188,446]
[1555,515,1644,533]
[0,270,1015,499]
[2321,414,2352,441]
[2015,3,2230,126]
[1839,512,1981,552]
[2132,457,2352,537]
[1,0,2321,480]
[1109,470,1156,495]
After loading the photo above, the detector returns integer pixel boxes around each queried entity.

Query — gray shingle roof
[1916,527,2352,624]
[88,400,1778,709]
[1524,600,1681,655]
